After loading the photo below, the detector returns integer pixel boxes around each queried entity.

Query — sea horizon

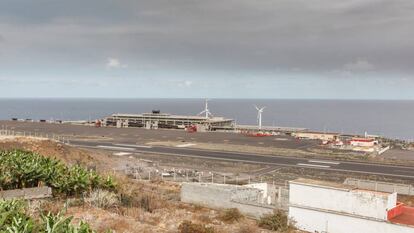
[0,98,413,141]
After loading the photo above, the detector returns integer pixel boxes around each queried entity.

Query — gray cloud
[0,0,413,76]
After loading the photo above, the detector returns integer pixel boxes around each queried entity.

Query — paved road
[0,121,317,149]
[70,140,414,180]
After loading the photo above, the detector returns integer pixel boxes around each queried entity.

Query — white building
[289,178,414,233]
[349,138,378,147]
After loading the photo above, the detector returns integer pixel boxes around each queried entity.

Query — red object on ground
[387,202,405,220]
[95,120,101,127]
[351,138,375,142]
[389,205,414,226]
[243,131,272,137]
[186,125,197,133]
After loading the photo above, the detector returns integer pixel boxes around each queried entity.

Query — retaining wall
[0,187,52,200]
[181,183,277,218]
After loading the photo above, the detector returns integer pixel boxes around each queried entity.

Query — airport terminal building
[103,111,234,131]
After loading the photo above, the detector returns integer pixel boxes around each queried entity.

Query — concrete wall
[289,206,414,233]
[0,187,52,200]
[344,178,414,196]
[289,182,394,220]
[181,183,275,218]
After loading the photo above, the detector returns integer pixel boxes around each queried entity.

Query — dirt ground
[0,136,292,233]
[2,135,413,232]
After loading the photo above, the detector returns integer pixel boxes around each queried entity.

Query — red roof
[351,138,375,142]
[389,206,414,226]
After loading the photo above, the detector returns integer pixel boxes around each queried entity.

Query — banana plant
[0,150,116,196]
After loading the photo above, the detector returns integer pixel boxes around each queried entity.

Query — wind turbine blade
[254,105,259,111]
[199,110,206,115]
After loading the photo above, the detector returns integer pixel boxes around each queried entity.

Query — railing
[344,178,414,195]
[387,202,405,220]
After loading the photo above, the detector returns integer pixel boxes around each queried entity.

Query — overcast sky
[1,0,414,99]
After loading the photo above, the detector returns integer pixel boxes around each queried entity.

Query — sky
[0,0,414,99]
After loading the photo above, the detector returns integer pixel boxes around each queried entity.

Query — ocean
[0,98,413,141]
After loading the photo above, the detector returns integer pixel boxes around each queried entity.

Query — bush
[120,193,162,213]
[258,210,291,231]
[0,199,96,233]
[0,200,34,232]
[86,189,119,209]
[237,223,259,233]
[218,208,243,223]
[178,220,215,233]
[0,150,116,196]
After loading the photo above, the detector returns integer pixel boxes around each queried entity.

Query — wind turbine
[199,99,213,118]
[255,105,266,130]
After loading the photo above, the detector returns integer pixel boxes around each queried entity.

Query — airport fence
[121,165,290,209]
[0,126,71,144]
[344,178,414,195]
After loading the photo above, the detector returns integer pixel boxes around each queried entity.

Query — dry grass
[86,189,119,209]
[258,210,294,232]
[218,208,244,223]
[0,137,291,233]
[196,213,213,224]
[237,222,260,233]
[178,220,215,233]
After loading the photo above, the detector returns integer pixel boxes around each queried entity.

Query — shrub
[178,221,215,233]
[237,223,259,233]
[0,150,116,196]
[86,189,119,209]
[258,210,290,231]
[0,199,96,233]
[0,200,33,232]
[218,208,243,223]
[120,193,162,213]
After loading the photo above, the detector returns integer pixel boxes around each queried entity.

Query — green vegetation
[0,150,116,196]
[258,210,293,232]
[0,199,95,233]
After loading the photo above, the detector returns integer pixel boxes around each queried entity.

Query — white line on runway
[97,145,136,151]
[113,152,132,156]
[72,144,414,179]
[114,143,152,148]
[308,160,340,165]
[176,143,196,148]
[297,163,331,168]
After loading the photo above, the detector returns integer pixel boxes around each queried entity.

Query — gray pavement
[3,121,414,181]
[71,140,414,181]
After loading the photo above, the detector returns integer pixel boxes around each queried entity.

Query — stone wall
[0,186,52,200]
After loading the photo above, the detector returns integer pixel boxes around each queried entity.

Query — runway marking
[176,143,196,148]
[297,163,331,168]
[114,143,152,148]
[113,152,132,156]
[71,144,414,179]
[308,160,340,165]
[97,145,136,151]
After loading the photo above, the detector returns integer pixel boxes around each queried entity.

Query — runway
[70,140,414,180]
